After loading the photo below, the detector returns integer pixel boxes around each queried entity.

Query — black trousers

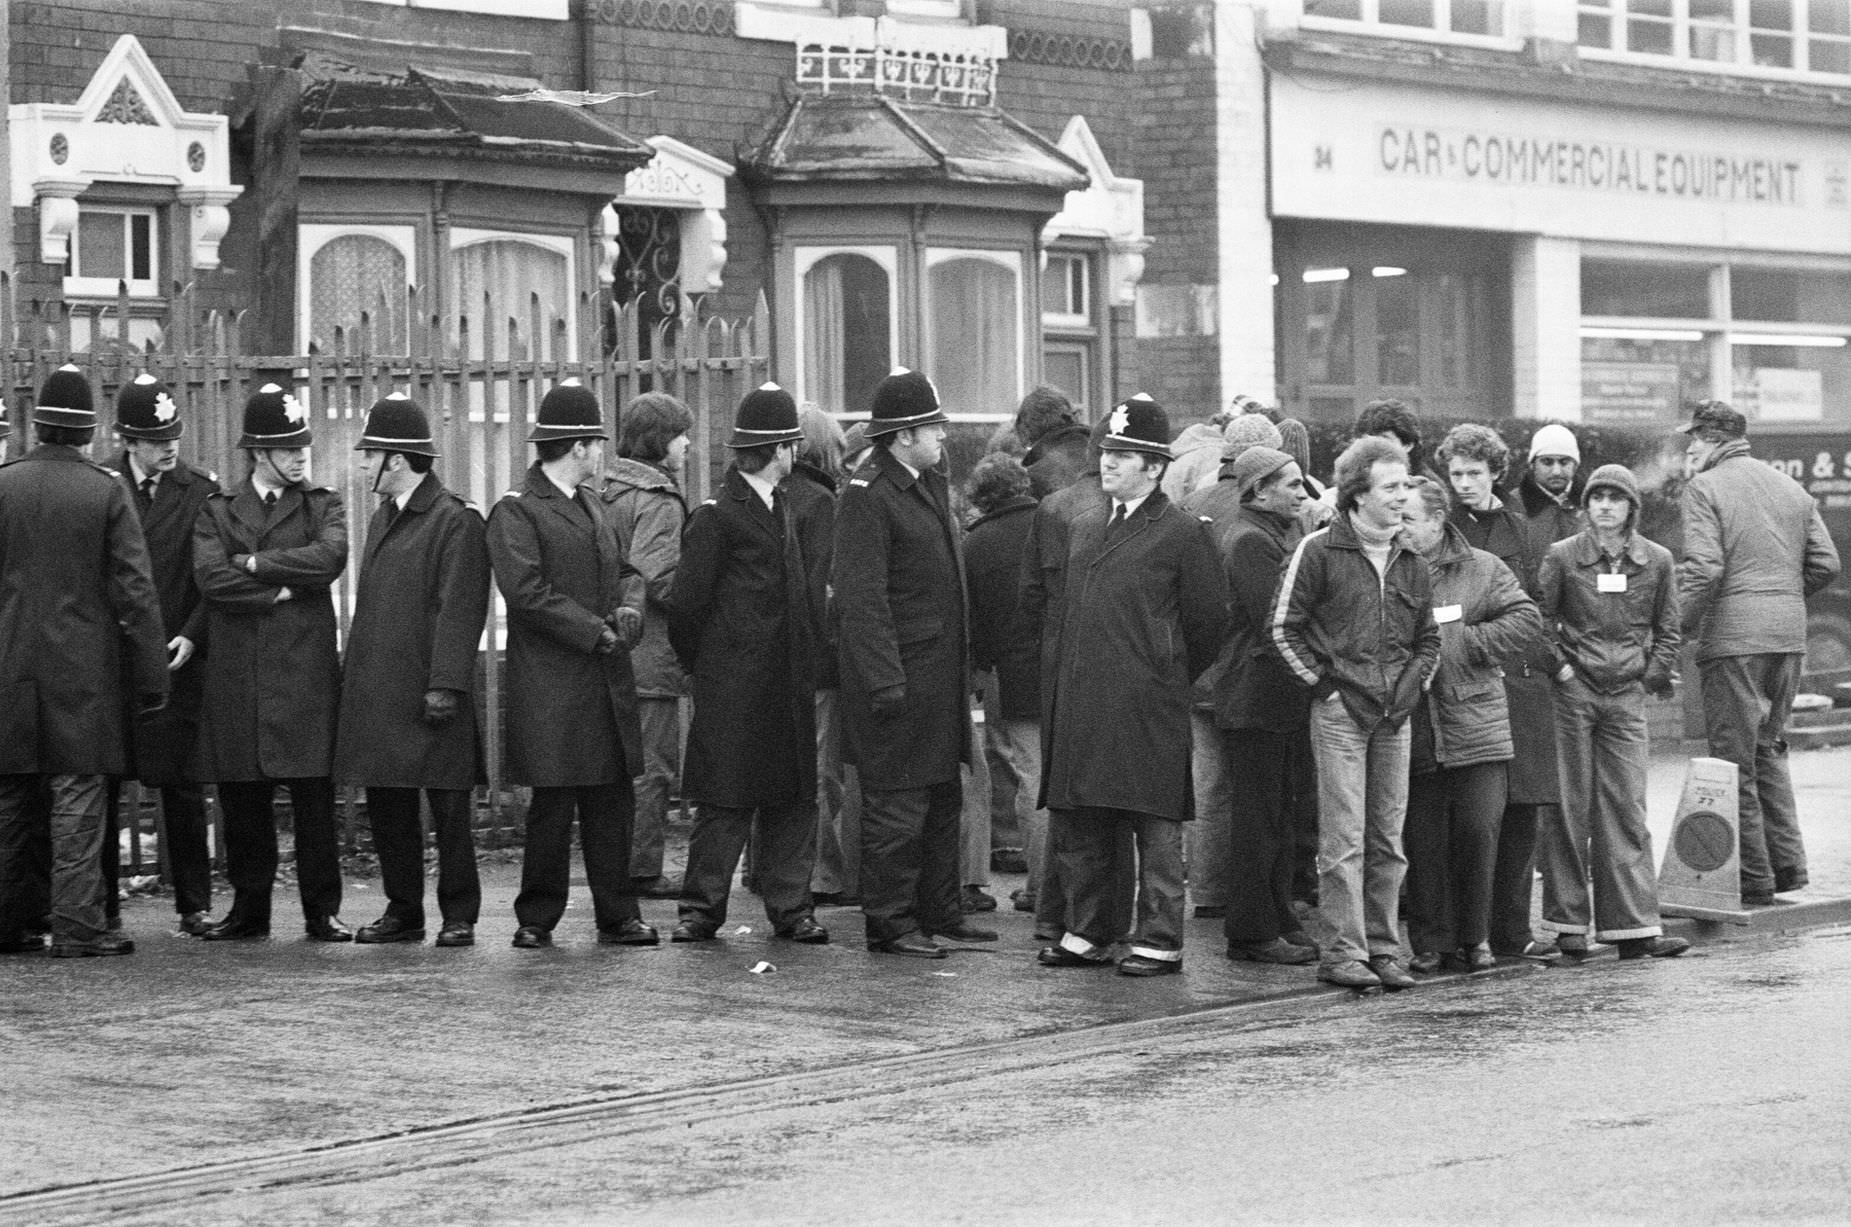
[216,778,343,925]
[103,780,213,920]
[681,801,816,931]
[514,783,640,933]
[1289,727,1319,906]
[1222,728,1304,946]
[860,780,962,944]
[367,787,481,927]
[1489,802,1546,953]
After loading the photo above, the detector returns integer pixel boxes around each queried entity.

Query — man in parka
[1034,395,1228,977]
[335,395,491,948]
[665,384,829,946]
[194,384,351,943]
[488,380,654,950]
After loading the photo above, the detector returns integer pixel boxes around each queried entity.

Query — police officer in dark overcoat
[103,374,219,936]
[487,379,655,950]
[664,383,829,945]
[193,384,352,942]
[0,366,168,957]
[831,368,990,958]
[334,394,491,948]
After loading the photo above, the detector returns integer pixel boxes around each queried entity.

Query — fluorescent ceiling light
[1303,268,1350,283]
[1728,332,1849,348]
[1371,266,1407,278]
[1579,327,1705,342]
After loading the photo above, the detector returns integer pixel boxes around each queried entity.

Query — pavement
[2,742,1849,1212]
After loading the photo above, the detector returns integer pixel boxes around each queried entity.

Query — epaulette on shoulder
[206,487,231,499]
[701,497,717,507]
[205,469,219,483]
[500,488,523,500]
[90,463,121,478]
[1199,514,1214,523]
[847,475,873,488]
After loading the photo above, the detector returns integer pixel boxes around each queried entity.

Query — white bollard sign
[1658,756,1751,925]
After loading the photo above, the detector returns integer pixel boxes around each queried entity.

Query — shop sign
[1582,361,1680,424]
[1734,366,1824,423]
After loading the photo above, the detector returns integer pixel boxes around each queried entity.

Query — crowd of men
[0,362,1836,985]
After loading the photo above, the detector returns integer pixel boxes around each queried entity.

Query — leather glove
[1644,670,1676,699]
[871,683,906,714]
[422,688,463,727]
[593,625,620,656]
[137,692,168,718]
[611,606,644,649]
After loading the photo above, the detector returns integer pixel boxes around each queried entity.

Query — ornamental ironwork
[1008,30,1132,72]
[797,41,997,106]
[591,0,732,35]
[610,205,684,358]
[98,78,157,124]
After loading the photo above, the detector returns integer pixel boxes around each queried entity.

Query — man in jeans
[1677,401,1839,903]
[1271,435,1439,990]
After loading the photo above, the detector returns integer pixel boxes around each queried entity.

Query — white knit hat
[1528,422,1580,462]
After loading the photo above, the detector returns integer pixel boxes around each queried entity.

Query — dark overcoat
[1038,492,1229,822]
[787,460,839,689]
[665,467,825,809]
[1017,472,1106,718]
[1210,504,1310,734]
[193,478,347,781]
[486,462,644,788]
[111,452,219,786]
[0,445,168,776]
[830,447,970,791]
[962,496,1040,720]
[333,472,491,790]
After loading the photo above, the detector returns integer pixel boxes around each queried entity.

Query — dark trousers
[514,783,640,933]
[682,801,817,931]
[860,780,962,944]
[216,778,342,925]
[1289,727,1319,905]
[0,774,107,942]
[1489,802,1545,953]
[1700,652,1807,893]
[1222,728,1304,946]
[1052,807,1186,959]
[367,787,481,927]
[1404,761,1508,954]
[103,780,212,920]
[1036,820,1135,939]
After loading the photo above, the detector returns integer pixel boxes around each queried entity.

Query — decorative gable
[9,34,243,269]
[1042,115,1150,307]
[603,135,735,296]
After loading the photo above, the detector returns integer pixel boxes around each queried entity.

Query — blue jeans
[1310,696,1411,966]
[1188,710,1232,909]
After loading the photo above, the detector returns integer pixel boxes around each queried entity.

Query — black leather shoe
[305,916,355,943]
[927,921,998,943]
[1439,950,1472,973]
[959,885,998,913]
[777,917,830,944]
[511,926,552,949]
[1036,945,1112,968]
[1409,951,1445,975]
[1367,955,1416,990]
[869,933,947,958]
[435,921,475,947]
[201,915,270,942]
[0,934,46,954]
[631,875,683,900]
[1117,953,1181,977]
[1228,938,1317,966]
[355,915,425,945]
[1618,935,1691,959]
[671,919,718,943]
[1774,868,1809,893]
[177,910,214,937]
[50,933,136,957]
[1467,948,1498,971]
[599,918,660,946]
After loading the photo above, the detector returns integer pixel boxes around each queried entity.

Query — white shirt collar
[894,456,920,481]
[251,471,288,500]
[128,454,156,487]
[740,467,779,511]
[544,468,581,500]
[1112,491,1152,519]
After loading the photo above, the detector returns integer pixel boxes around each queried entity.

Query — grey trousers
[1187,710,1233,909]
[631,696,680,880]
[681,801,816,931]
[1051,807,1186,962]
[0,774,107,943]
[1541,677,1663,941]
[1700,653,1807,894]
[1310,695,1411,966]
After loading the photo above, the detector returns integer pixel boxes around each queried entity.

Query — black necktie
[263,490,278,508]
[139,476,156,506]
[1108,504,1127,535]
[382,500,400,530]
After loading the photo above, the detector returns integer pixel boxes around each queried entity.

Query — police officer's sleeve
[662,503,721,671]
[1179,518,1231,682]
[486,499,605,653]
[832,481,904,696]
[248,491,349,589]
[106,482,170,698]
[194,501,288,611]
[428,507,491,695]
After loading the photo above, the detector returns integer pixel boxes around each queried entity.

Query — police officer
[665,383,830,945]
[832,368,990,958]
[335,394,491,948]
[104,374,219,936]
[193,384,351,942]
[0,365,168,957]
[487,379,655,950]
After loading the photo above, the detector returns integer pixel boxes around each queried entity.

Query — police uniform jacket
[666,467,825,810]
[193,477,348,781]
[830,447,970,791]
[0,444,168,775]
[487,462,644,788]
[599,458,687,699]
[111,452,219,787]
[334,472,490,791]
[1038,491,1229,822]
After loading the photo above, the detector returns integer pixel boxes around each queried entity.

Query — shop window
[1733,339,1851,424]
[799,248,896,417]
[1579,0,1851,75]
[1732,268,1851,325]
[1303,270,1356,386]
[65,206,160,297]
[303,227,412,353]
[927,251,1022,417]
[1375,270,1421,387]
[1302,0,1507,39]
[450,231,576,360]
[1581,259,1711,319]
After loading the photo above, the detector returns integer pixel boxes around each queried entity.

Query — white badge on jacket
[1597,573,1628,593]
[1433,604,1463,624]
